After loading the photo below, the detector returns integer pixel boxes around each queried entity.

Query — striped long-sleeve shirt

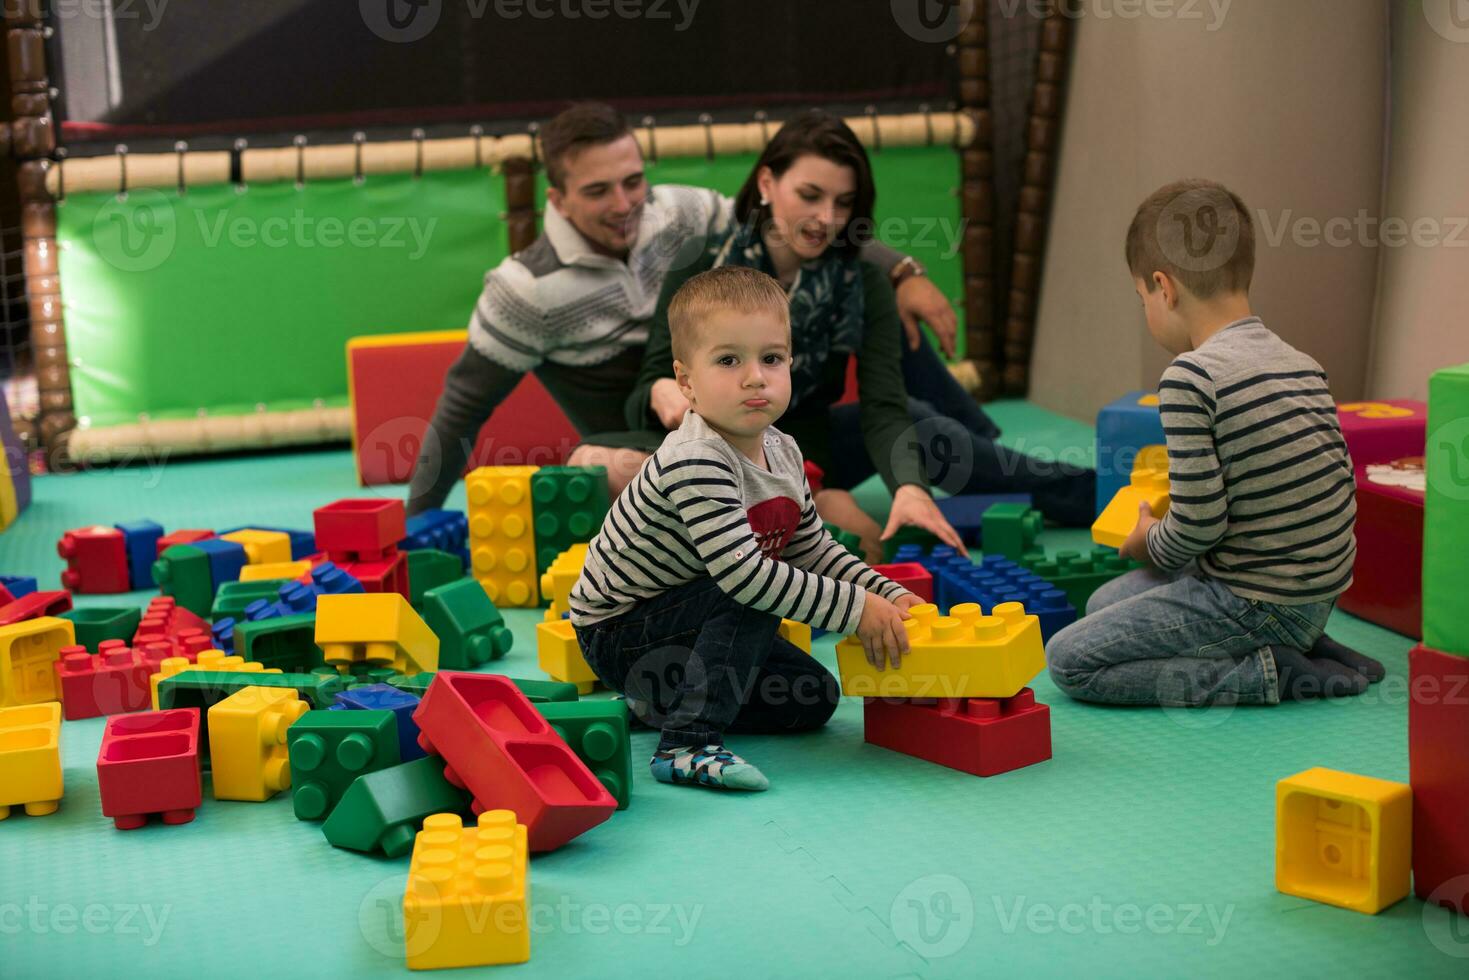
[1144,317,1357,604]
[570,412,910,635]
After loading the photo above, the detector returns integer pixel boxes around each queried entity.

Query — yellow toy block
[0,702,62,819]
[466,466,541,608]
[835,602,1043,699]
[0,616,75,708]
[150,652,278,709]
[1276,767,1412,914]
[221,529,294,565]
[779,619,812,654]
[1092,449,1171,549]
[536,619,597,694]
[404,810,530,970]
[539,543,589,623]
[208,686,310,801]
[0,448,15,530]
[239,560,312,582]
[315,593,439,676]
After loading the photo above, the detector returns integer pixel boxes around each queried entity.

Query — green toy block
[1019,547,1140,612]
[321,755,471,857]
[538,699,632,810]
[390,671,578,703]
[159,670,346,757]
[60,606,142,651]
[1425,362,1469,656]
[530,465,610,580]
[234,614,321,673]
[881,524,941,563]
[982,503,1044,561]
[823,523,865,560]
[287,709,400,821]
[151,545,215,618]
[406,549,465,609]
[420,578,513,669]
[211,579,289,619]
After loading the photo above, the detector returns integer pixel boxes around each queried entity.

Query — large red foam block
[0,590,73,626]
[57,526,131,594]
[314,499,407,562]
[1409,644,1469,916]
[348,332,580,487]
[1336,400,1426,466]
[414,671,615,851]
[54,642,167,720]
[1338,471,1423,638]
[870,563,934,604]
[863,689,1052,777]
[96,709,203,830]
[337,552,411,602]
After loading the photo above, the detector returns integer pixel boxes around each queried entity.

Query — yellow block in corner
[1275,767,1411,914]
[536,618,597,695]
[240,560,313,582]
[222,529,294,565]
[1092,445,1170,548]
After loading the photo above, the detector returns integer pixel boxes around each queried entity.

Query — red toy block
[155,529,214,557]
[313,499,407,562]
[133,596,212,654]
[54,643,168,721]
[414,671,615,852]
[1336,400,1425,467]
[871,562,934,604]
[1338,466,1423,638]
[0,584,12,606]
[1409,644,1469,917]
[337,552,411,602]
[57,527,131,594]
[96,708,203,830]
[0,591,73,627]
[863,688,1052,777]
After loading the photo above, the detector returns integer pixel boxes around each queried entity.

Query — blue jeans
[573,577,839,748]
[1045,564,1335,707]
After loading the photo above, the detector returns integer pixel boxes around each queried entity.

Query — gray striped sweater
[1145,318,1357,604]
[570,412,909,634]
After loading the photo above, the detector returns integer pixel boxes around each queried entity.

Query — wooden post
[956,1,999,401]
[503,155,537,255]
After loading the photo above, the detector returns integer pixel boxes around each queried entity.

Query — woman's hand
[880,484,967,552]
[650,378,690,430]
[896,276,958,359]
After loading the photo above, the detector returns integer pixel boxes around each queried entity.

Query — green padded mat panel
[0,401,1456,978]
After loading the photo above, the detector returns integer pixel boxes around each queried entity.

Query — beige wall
[1365,1,1469,400]
[1028,0,1388,421]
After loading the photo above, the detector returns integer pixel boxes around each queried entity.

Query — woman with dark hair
[624,111,1096,554]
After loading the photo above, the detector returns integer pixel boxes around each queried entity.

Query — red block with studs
[870,563,934,604]
[96,708,203,830]
[313,499,406,562]
[1409,643,1469,917]
[53,642,169,720]
[0,591,73,627]
[414,671,615,852]
[863,688,1052,777]
[133,597,213,659]
[155,529,214,557]
[57,527,131,594]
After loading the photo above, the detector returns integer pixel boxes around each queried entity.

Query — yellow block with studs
[0,702,62,820]
[239,560,312,582]
[466,466,541,608]
[208,686,310,801]
[315,592,439,676]
[222,529,294,565]
[150,651,279,709]
[536,618,597,695]
[1092,445,1171,549]
[540,543,589,623]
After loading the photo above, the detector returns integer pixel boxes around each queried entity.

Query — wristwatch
[891,255,927,288]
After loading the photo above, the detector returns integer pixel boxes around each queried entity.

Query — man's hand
[856,592,912,670]
[814,488,885,564]
[896,276,958,359]
[880,484,967,552]
[1120,501,1159,563]
[650,378,690,430]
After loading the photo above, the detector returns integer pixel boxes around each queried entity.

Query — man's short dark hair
[540,102,634,190]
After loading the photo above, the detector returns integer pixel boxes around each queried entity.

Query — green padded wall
[1424,362,1469,655]
[57,170,507,428]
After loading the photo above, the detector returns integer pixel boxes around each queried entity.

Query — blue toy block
[242,561,363,626]
[115,520,164,590]
[401,509,469,557]
[934,494,1032,546]
[1,575,37,598]
[211,617,237,654]
[1095,391,1166,517]
[193,537,248,590]
[220,525,317,560]
[330,684,425,762]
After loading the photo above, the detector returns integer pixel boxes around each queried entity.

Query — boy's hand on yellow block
[858,593,912,670]
[1120,501,1159,563]
[893,593,925,613]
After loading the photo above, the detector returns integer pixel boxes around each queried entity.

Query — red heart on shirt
[746,496,801,560]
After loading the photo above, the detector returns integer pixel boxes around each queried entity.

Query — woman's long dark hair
[733,110,877,259]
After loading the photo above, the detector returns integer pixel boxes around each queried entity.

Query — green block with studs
[151,545,214,618]
[406,549,465,610]
[235,613,321,673]
[321,755,472,857]
[211,578,290,619]
[530,465,610,585]
[981,503,1045,562]
[1019,547,1141,613]
[537,699,632,809]
[286,709,400,821]
[420,578,513,669]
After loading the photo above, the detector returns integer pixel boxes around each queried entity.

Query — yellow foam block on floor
[466,466,541,608]
[149,651,279,708]
[540,543,589,622]
[1276,767,1411,915]
[404,811,530,969]
[222,529,294,565]
[0,617,75,708]
[315,593,439,676]
[0,447,16,530]
[240,560,313,582]
[209,686,309,801]
[779,619,812,654]
[0,702,62,819]
[536,618,597,695]
[1092,447,1170,548]
[835,602,1043,699]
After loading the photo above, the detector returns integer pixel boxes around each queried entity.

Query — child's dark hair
[1126,178,1256,297]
